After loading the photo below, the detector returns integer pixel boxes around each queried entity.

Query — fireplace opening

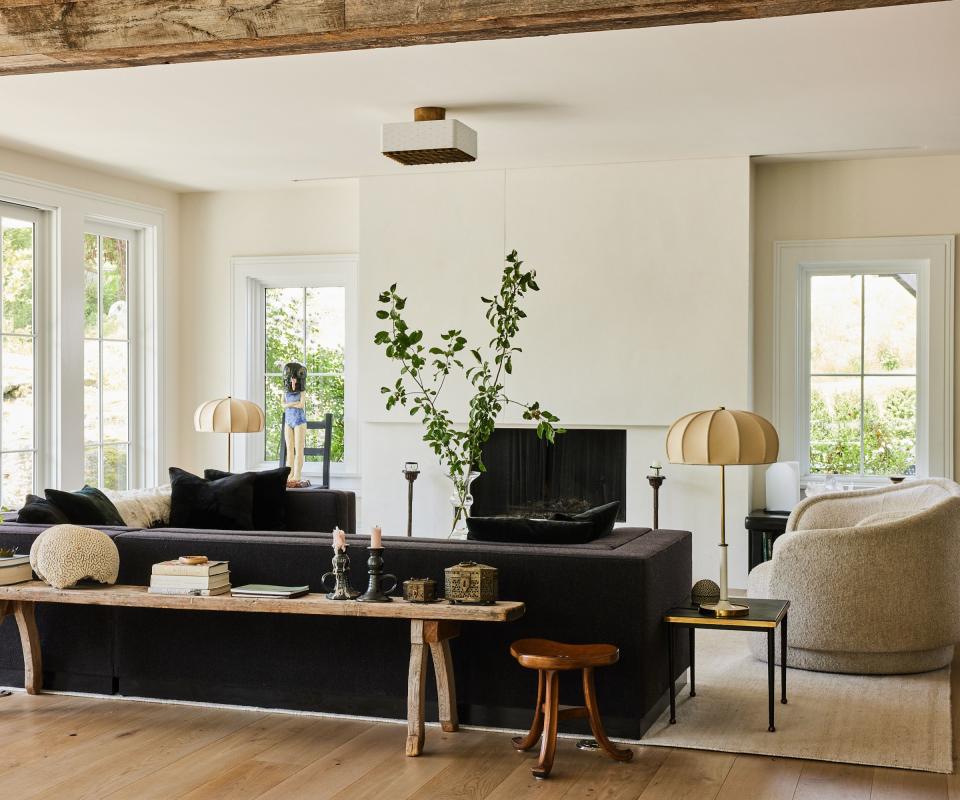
[471,428,626,521]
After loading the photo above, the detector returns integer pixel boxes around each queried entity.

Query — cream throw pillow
[103,485,172,529]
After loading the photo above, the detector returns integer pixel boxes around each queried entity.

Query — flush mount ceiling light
[382,107,477,166]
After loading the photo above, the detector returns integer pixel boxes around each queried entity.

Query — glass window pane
[2,335,33,451]
[2,217,34,336]
[84,340,100,444]
[84,446,100,487]
[809,376,862,475]
[863,376,916,476]
[305,374,344,463]
[306,287,345,374]
[264,375,285,462]
[1,450,32,511]
[864,274,917,374]
[810,274,862,374]
[84,233,99,338]
[101,237,128,340]
[102,340,128,443]
[265,287,305,373]
[102,444,128,491]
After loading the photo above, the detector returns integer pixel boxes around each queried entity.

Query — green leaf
[376,309,389,319]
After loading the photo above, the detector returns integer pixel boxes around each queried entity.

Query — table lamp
[666,407,779,617]
[194,397,265,470]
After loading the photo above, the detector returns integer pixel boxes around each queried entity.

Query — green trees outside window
[264,287,345,464]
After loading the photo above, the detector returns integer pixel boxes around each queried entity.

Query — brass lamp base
[699,599,750,618]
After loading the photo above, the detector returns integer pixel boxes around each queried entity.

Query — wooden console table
[0,582,525,757]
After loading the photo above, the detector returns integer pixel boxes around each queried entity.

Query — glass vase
[448,467,481,540]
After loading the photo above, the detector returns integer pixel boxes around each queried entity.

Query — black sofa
[0,498,690,739]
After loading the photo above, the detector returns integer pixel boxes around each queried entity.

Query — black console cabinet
[746,510,790,573]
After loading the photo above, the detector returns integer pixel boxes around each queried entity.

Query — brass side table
[664,598,789,732]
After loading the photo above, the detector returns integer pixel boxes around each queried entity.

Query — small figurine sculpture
[283,361,311,488]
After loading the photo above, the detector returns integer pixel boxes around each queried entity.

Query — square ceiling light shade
[382,108,477,165]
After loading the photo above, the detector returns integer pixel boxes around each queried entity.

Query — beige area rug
[640,629,952,773]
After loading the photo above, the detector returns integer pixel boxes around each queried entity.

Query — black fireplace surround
[0,489,690,739]
[472,427,627,520]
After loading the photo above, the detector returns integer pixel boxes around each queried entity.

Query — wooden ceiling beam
[0,0,940,76]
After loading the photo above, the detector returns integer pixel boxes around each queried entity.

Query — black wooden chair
[278,412,334,489]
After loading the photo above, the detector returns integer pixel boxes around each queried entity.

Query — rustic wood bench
[0,581,525,756]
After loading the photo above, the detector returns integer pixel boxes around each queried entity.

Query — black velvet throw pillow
[466,516,596,545]
[44,485,125,526]
[563,501,621,539]
[204,466,290,530]
[17,494,70,525]
[169,467,256,531]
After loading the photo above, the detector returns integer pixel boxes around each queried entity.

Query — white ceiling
[0,2,957,192]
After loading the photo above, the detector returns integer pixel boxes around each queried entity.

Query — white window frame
[774,236,954,485]
[231,255,359,476]
[0,169,165,493]
[82,221,144,490]
[0,201,48,501]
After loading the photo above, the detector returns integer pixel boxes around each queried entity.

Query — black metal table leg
[689,627,696,698]
[781,614,788,705]
[667,623,676,723]
[767,629,775,732]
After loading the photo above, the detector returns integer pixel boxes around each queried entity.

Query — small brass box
[444,561,498,605]
[403,577,437,603]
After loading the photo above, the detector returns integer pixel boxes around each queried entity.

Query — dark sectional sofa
[0,489,691,739]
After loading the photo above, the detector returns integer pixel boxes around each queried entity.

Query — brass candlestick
[321,550,360,600]
[356,548,398,603]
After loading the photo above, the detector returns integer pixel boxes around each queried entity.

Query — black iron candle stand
[321,550,360,600]
[356,548,398,603]
[647,474,666,529]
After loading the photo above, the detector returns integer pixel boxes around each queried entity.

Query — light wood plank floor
[0,648,956,800]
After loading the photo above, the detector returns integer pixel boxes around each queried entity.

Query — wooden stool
[510,638,634,778]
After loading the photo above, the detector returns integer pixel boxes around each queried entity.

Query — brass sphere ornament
[691,579,721,608]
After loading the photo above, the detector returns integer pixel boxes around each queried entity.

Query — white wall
[176,183,359,472]
[359,158,755,586]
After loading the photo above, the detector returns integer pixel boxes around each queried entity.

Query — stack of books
[148,559,230,596]
[0,555,32,586]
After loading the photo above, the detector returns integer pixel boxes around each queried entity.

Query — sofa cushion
[204,467,291,531]
[467,516,597,545]
[104,485,172,529]
[44,486,125,526]
[17,494,70,525]
[556,501,620,539]
[169,468,256,531]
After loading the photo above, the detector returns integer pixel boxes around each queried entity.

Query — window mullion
[98,236,105,488]
[859,275,866,476]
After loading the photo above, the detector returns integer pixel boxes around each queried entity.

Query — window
[231,255,357,476]
[808,272,918,476]
[263,287,345,464]
[0,205,38,508]
[84,230,131,490]
[775,237,954,482]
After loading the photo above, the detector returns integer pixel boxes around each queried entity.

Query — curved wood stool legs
[512,669,545,751]
[533,670,560,779]
[514,665,632,779]
[583,667,633,763]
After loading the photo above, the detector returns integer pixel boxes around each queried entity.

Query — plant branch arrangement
[375,250,563,534]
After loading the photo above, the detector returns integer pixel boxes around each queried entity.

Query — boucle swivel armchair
[747,478,960,674]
